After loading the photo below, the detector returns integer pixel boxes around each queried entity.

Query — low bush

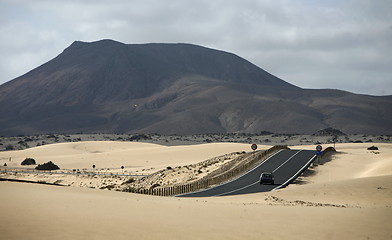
[129,134,152,141]
[5,145,14,151]
[21,158,36,165]
[367,146,379,150]
[150,183,160,189]
[122,178,135,185]
[35,161,60,170]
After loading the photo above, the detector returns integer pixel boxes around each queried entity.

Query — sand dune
[0,141,252,172]
[1,142,391,239]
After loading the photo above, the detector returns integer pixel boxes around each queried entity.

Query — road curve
[178,149,315,197]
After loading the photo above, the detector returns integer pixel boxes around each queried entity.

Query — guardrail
[272,146,336,190]
[123,145,290,196]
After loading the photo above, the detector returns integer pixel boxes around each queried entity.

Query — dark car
[260,172,274,185]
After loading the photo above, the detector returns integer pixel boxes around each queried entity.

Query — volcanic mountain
[0,39,391,136]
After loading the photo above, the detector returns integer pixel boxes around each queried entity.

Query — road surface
[179,149,315,197]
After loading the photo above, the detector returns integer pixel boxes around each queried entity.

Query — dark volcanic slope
[0,39,391,136]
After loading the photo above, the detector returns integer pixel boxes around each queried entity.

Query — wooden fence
[123,145,289,196]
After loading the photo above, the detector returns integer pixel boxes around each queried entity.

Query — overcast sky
[1,0,391,95]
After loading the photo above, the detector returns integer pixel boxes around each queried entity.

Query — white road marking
[176,149,284,197]
[215,150,302,196]
[214,181,259,196]
[272,150,302,173]
[272,155,316,191]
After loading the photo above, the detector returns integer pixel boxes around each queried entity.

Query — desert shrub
[35,161,60,170]
[5,145,14,151]
[21,158,36,165]
[129,134,152,141]
[367,146,379,150]
[150,183,160,189]
[122,187,138,193]
[313,128,346,136]
[260,131,273,135]
[100,184,116,190]
[122,178,135,185]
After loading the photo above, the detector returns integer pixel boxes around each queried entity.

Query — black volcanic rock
[21,157,36,165]
[0,39,391,136]
[313,128,346,136]
[35,161,60,171]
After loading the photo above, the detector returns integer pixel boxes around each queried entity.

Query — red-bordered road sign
[316,145,322,152]
[251,144,257,151]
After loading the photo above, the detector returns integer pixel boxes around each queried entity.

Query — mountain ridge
[0,39,391,136]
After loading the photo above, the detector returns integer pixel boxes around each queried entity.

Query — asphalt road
[179,149,316,197]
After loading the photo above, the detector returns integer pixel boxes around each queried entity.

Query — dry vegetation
[1,131,390,151]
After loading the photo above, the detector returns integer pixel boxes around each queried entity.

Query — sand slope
[1,143,391,239]
[0,141,252,172]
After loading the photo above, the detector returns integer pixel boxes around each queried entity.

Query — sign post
[316,145,322,152]
[251,144,257,153]
[315,145,322,165]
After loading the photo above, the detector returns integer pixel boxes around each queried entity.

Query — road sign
[251,144,257,151]
[316,151,322,156]
[316,145,322,152]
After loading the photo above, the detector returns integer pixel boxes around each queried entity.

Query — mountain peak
[63,39,124,53]
[0,40,390,136]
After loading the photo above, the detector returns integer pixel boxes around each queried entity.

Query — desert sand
[0,142,254,189]
[1,142,391,239]
[0,141,253,171]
